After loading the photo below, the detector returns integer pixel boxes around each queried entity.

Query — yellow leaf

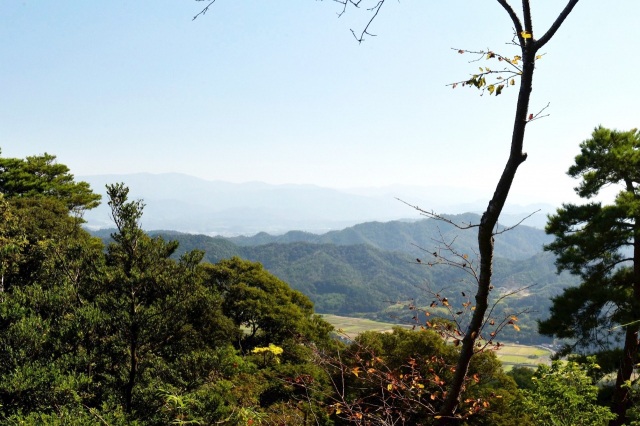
[510,79,515,85]
[387,383,394,391]
[352,367,360,377]
[520,30,532,39]
[513,324,521,332]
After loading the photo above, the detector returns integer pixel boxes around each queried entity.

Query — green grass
[321,314,553,371]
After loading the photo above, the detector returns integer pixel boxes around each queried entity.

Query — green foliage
[162,230,575,345]
[203,256,334,353]
[507,366,535,390]
[518,359,615,425]
[541,126,640,424]
[0,151,101,212]
[3,149,623,425]
[0,153,337,424]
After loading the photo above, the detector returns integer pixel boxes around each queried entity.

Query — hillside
[92,216,574,344]
[230,213,552,261]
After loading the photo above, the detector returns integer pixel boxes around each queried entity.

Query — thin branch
[526,102,551,123]
[496,0,525,45]
[458,48,523,73]
[481,284,534,338]
[396,198,479,230]
[192,0,217,21]
[353,0,384,42]
[535,0,580,50]
[492,209,540,235]
[334,0,386,42]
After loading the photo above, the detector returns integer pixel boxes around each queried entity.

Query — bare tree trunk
[438,1,579,420]
[438,46,534,423]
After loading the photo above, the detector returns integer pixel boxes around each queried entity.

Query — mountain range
[78,173,556,235]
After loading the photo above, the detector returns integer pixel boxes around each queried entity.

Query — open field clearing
[495,344,553,371]
[321,314,410,337]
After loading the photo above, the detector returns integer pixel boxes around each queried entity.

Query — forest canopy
[0,150,626,424]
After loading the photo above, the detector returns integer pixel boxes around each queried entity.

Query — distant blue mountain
[78,173,555,235]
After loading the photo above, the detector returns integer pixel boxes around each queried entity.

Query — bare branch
[495,0,525,45]
[535,0,580,50]
[492,209,541,235]
[192,0,217,21]
[334,0,386,43]
[396,198,479,230]
[525,102,551,123]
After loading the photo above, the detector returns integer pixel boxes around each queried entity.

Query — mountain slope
[231,214,552,261]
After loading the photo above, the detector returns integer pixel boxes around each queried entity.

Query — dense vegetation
[103,222,576,345]
[0,150,629,424]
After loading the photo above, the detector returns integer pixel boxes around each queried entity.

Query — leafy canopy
[0,150,101,212]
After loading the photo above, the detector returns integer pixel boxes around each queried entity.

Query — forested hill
[229,213,553,261]
[92,217,573,344]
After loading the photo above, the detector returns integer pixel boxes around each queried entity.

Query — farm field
[321,314,410,337]
[321,314,553,370]
[496,344,553,371]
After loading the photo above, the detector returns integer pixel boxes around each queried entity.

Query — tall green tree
[203,256,334,354]
[0,150,100,213]
[102,183,228,414]
[541,126,640,425]
[0,157,110,422]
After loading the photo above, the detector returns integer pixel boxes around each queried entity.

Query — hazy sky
[2,1,638,206]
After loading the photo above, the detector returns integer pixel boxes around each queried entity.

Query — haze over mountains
[79,173,555,235]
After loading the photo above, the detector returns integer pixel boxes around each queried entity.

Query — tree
[518,359,615,426]
[203,256,334,353]
[0,151,101,214]
[102,183,230,414]
[540,126,640,425]
[0,168,111,422]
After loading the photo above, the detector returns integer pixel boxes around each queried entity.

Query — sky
[2,1,639,208]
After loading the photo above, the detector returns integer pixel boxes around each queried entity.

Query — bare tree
[194,0,581,422]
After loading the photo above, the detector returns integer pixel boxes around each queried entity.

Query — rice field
[321,314,410,337]
[496,344,553,371]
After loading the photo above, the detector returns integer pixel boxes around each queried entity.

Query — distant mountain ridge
[78,173,555,235]
[230,213,553,261]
